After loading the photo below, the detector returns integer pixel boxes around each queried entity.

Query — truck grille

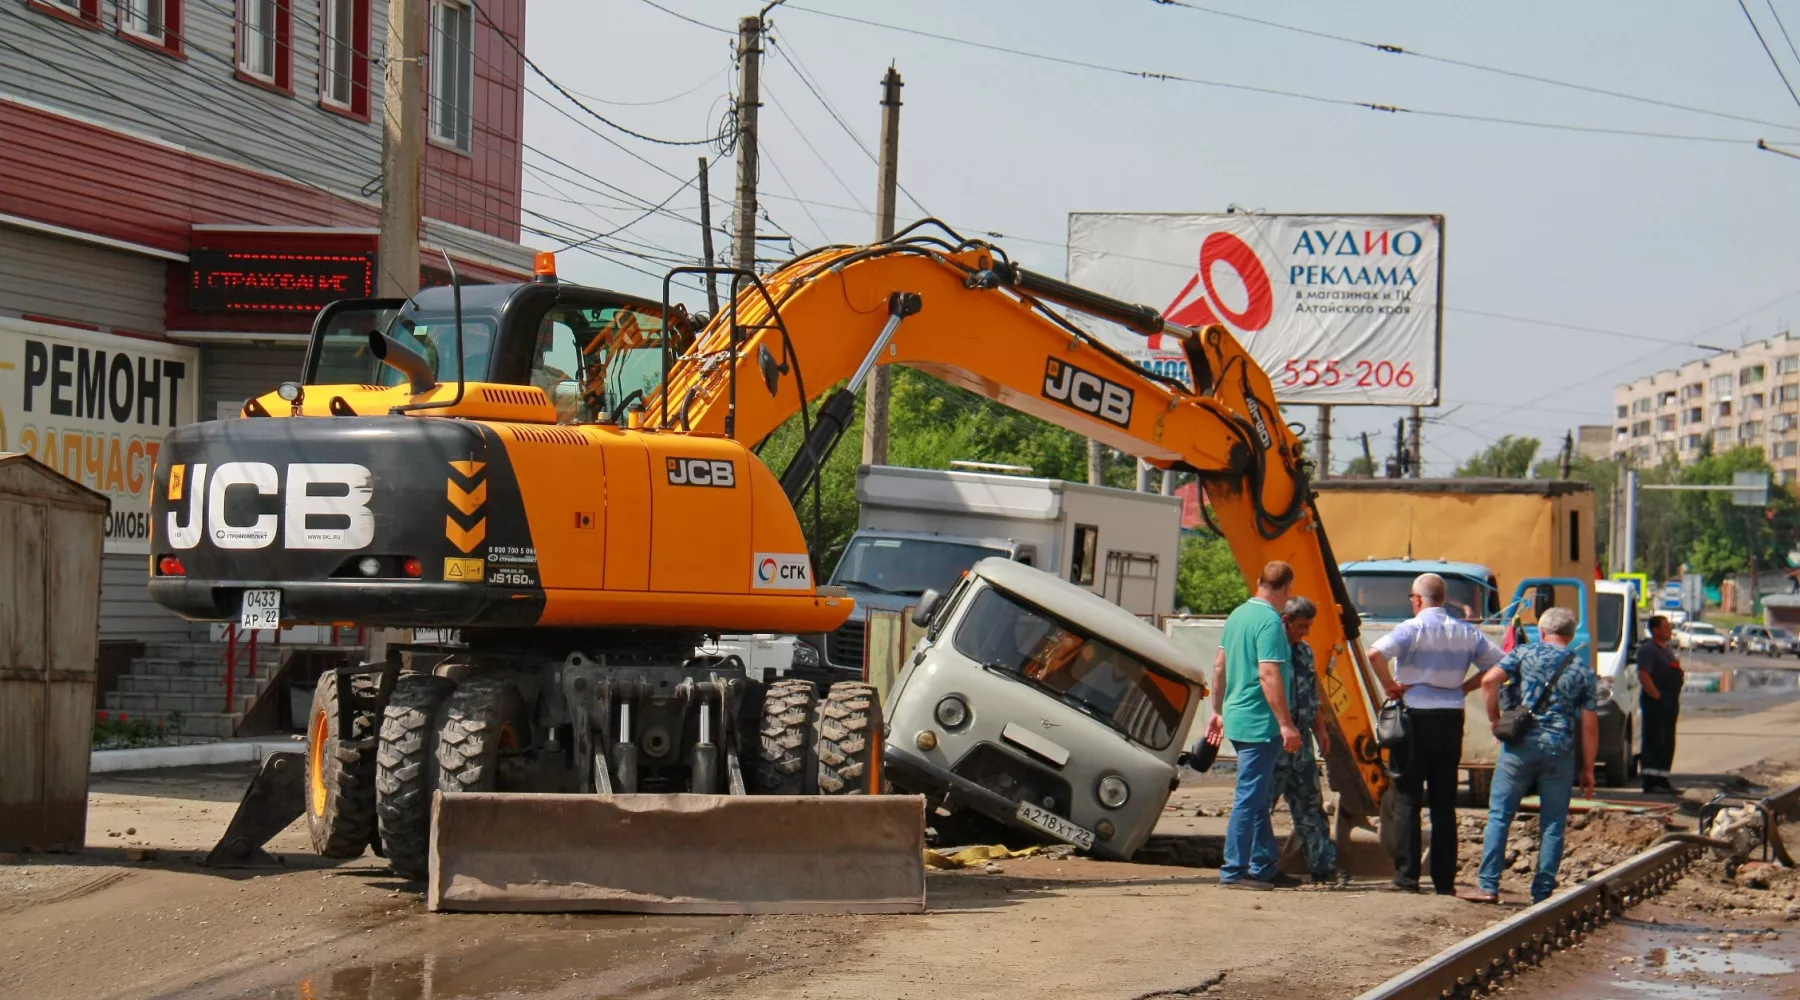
[952,743,1072,816]
[827,622,865,671]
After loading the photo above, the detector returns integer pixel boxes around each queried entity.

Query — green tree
[1663,447,1799,584]
[1341,453,1377,477]
[1176,532,1250,614]
[1455,435,1541,478]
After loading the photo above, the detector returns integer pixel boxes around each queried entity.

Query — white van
[1592,579,1642,785]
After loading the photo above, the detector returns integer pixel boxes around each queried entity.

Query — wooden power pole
[862,65,903,466]
[1315,405,1332,480]
[378,0,424,297]
[731,16,763,274]
[697,155,720,315]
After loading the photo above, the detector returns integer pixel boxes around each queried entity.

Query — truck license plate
[1014,800,1094,850]
[239,589,281,630]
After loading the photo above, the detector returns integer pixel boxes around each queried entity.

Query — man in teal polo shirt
[1205,560,1302,889]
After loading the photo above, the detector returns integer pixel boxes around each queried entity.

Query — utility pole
[1136,459,1152,492]
[1387,418,1406,478]
[1088,439,1107,486]
[731,16,762,275]
[1360,431,1374,477]
[697,155,720,315]
[1559,430,1574,480]
[1315,405,1332,480]
[1161,467,1176,496]
[377,0,423,297]
[1407,405,1423,478]
[862,65,902,466]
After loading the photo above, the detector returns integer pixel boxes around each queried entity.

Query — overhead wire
[1739,0,1800,110]
[763,84,870,214]
[635,0,735,35]
[1147,0,1800,133]
[780,4,1765,146]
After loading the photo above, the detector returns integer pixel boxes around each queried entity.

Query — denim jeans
[1222,739,1281,882]
[1479,741,1576,902]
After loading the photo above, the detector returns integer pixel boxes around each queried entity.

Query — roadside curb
[92,738,304,774]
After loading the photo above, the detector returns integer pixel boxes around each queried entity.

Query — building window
[1741,420,1765,440]
[1775,414,1798,432]
[1742,364,1768,385]
[30,0,100,25]
[1615,404,1628,419]
[1784,469,1797,485]
[1779,355,1800,376]
[1656,415,1675,433]
[237,0,291,90]
[320,0,371,116]
[1781,384,1800,404]
[1656,390,1677,408]
[1681,433,1703,451]
[430,0,475,151]
[1682,407,1702,425]
[1747,393,1766,411]
[1711,374,1734,395]
[1778,440,1799,459]
[1715,401,1733,420]
[1682,382,1704,400]
[118,0,182,53]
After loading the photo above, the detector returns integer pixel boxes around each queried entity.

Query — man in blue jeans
[1463,606,1598,904]
[1206,560,1301,890]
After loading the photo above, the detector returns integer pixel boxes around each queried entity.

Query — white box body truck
[817,465,1183,677]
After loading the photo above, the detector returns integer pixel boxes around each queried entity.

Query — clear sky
[519,0,1800,473]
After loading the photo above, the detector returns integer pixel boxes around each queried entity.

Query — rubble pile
[1451,808,1667,885]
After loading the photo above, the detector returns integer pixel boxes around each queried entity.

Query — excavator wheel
[305,669,379,858]
[375,673,457,880]
[752,678,818,795]
[816,681,882,795]
[435,679,528,794]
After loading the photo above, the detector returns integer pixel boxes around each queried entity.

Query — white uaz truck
[814,465,1183,680]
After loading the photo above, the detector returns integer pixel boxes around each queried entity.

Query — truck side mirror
[912,589,942,628]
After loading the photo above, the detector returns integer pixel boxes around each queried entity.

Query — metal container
[0,453,107,851]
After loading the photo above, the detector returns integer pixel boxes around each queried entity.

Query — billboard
[0,318,200,554]
[1067,213,1443,405]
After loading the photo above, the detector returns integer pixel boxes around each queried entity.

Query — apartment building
[1611,332,1800,484]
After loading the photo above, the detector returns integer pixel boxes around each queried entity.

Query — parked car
[1675,621,1727,652]
[1769,627,1800,657]
[1736,624,1800,656]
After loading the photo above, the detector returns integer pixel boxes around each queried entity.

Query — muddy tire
[752,678,818,795]
[816,681,882,795]
[305,669,379,858]
[375,673,456,880]
[435,679,528,794]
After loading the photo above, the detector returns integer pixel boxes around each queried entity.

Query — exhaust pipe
[368,330,438,394]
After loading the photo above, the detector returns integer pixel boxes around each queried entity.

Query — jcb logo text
[164,462,374,551]
[1042,359,1134,428]
[667,458,736,488]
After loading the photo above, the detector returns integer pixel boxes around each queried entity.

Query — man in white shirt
[1368,573,1504,894]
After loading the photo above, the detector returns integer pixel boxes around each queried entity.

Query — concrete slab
[90,736,304,774]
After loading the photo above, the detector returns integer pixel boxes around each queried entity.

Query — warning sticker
[444,557,485,582]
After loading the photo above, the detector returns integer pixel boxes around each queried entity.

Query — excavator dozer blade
[203,751,307,868]
[427,791,927,915]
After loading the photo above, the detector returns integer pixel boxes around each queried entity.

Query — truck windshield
[1595,592,1625,653]
[952,585,1189,750]
[1346,572,1491,622]
[831,537,1009,596]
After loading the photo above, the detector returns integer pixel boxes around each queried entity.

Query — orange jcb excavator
[152,222,1390,913]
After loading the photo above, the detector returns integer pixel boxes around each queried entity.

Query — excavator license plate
[240,589,281,630]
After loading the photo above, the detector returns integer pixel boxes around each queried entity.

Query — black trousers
[1393,708,1464,893]
[1641,697,1679,781]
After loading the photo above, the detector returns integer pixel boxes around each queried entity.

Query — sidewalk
[90,734,305,774]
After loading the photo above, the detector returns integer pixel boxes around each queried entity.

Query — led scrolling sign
[187,249,376,313]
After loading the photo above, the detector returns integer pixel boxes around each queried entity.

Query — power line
[1771,0,1800,68]
[763,84,870,213]
[476,3,729,148]
[1148,0,1800,133]
[781,4,1764,146]
[760,147,834,246]
[1739,0,1800,110]
[548,170,699,254]
[559,67,730,108]
[635,0,734,35]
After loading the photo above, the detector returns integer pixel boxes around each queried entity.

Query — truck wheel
[375,673,456,880]
[435,679,528,794]
[816,681,882,795]
[752,678,818,795]
[305,669,379,858]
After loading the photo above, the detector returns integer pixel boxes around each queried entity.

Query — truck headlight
[934,696,969,728]
[791,641,820,668]
[1596,679,1614,703]
[1097,775,1130,809]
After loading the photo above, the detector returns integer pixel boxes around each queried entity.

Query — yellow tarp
[924,844,1042,869]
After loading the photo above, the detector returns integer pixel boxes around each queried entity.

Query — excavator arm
[648,223,1389,817]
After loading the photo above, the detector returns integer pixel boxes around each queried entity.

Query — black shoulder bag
[1492,648,1575,746]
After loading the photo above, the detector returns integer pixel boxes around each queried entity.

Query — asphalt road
[1669,649,1800,775]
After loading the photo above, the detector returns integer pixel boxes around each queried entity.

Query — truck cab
[1340,559,1502,623]
[882,558,1206,861]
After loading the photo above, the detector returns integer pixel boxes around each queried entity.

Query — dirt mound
[1452,808,1669,885]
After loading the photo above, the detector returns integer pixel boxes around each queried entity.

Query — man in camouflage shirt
[1271,596,1339,883]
